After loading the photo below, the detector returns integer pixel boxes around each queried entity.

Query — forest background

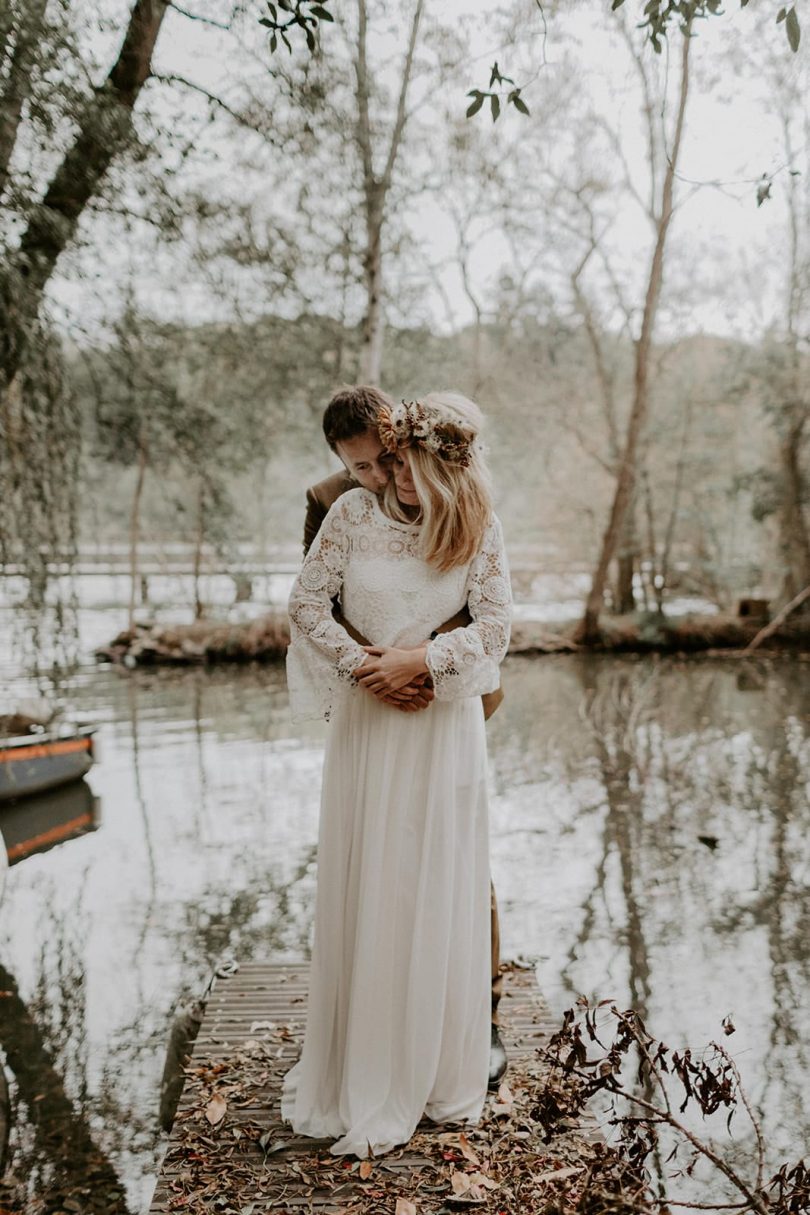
[1,0,808,643]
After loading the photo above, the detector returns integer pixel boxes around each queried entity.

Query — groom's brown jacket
[303,471,504,720]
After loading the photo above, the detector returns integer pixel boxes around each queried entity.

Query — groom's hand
[379,674,435,712]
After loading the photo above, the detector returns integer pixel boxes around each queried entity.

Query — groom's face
[335,429,392,494]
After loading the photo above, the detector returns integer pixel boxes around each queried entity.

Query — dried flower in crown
[378,400,475,467]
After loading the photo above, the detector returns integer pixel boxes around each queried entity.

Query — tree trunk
[193,479,205,620]
[359,192,385,382]
[577,25,691,643]
[615,506,637,614]
[777,418,810,603]
[128,430,148,632]
[776,111,810,607]
[1,0,168,395]
[354,0,423,384]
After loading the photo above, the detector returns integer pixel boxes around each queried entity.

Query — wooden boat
[0,777,99,865]
[0,725,96,803]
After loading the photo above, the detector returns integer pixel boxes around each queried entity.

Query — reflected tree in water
[0,933,133,1213]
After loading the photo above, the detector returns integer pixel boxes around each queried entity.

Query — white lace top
[287,489,512,720]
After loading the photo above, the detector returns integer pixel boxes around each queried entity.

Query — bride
[282,391,512,1158]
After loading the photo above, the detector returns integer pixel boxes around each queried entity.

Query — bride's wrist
[407,645,428,678]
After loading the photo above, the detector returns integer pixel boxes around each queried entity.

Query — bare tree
[577,17,693,642]
[774,102,810,604]
[355,0,425,382]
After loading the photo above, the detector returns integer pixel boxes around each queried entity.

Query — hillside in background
[69,311,780,606]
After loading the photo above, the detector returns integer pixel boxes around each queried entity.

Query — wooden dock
[149,962,601,1214]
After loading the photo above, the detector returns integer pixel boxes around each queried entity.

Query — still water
[0,650,808,1210]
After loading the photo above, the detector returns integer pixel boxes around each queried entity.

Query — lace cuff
[425,515,512,700]
[286,498,367,720]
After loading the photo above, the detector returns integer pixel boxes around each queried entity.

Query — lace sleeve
[286,497,367,721]
[425,515,512,701]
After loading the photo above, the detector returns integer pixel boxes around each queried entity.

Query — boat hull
[0,730,95,803]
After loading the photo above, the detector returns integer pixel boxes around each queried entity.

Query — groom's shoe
[488,1023,507,1090]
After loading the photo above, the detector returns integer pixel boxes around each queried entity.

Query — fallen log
[95,607,810,669]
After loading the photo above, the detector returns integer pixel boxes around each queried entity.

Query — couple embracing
[283,385,512,1159]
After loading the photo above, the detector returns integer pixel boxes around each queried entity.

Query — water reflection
[0,780,99,867]
[0,655,806,1208]
[487,654,809,1188]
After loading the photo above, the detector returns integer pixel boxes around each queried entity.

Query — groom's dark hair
[322,385,393,452]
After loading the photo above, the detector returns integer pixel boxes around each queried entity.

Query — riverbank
[94,608,810,666]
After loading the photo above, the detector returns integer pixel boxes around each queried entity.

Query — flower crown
[377,400,476,467]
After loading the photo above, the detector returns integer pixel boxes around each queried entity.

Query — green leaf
[258,16,274,27]
[310,4,334,19]
[266,2,277,19]
[786,6,800,51]
[489,61,502,88]
[512,94,530,116]
[611,0,625,8]
[305,24,315,50]
[466,92,484,118]
[270,31,277,51]
[490,93,500,122]
[777,7,787,22]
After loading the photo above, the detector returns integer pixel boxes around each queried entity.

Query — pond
[0,646,807,1211]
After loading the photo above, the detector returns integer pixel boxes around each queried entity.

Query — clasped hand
[354,645,433,713]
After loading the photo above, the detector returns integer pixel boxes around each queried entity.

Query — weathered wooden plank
[149,961,596,1215]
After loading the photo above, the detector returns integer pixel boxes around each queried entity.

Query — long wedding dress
[282,488,511,1158]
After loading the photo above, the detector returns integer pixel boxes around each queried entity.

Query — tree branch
[354,0,374,191]
[3,0,170,395]
[0,0,48,198]
[168,1,232,29]
[151,72,270,134]
[380,0,425,195]
[742,583,810,653]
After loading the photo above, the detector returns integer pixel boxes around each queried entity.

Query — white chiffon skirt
[281,691,491,1158]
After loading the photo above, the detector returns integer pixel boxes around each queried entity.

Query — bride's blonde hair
[382,392,493,571]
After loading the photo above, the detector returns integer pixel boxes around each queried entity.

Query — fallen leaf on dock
[451,1171,471,1195]
[458,1133,480,1166]
[205,1093,227,1125]
[533,1164,582,1184]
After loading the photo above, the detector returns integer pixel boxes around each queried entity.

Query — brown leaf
[205,1093,227,1125]
[469,1172,499,1190]
[395,1200,417,1215]
[359,1160,374,1180]
[458,1133,480,1166]
[533,1164,582,1184]
[451,1172,471,1195]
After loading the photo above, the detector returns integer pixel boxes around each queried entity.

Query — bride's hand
[355,645,429,695]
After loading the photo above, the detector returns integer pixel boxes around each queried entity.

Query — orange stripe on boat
[6,812,94,861]
[0,738,91,763]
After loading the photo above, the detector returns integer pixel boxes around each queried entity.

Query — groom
[302,383,508,1089]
